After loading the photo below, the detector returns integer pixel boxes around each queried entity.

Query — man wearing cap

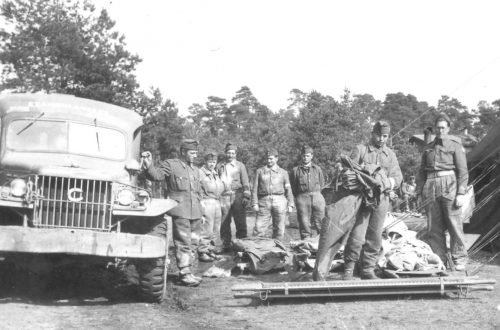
[198,151,224,262]
[401,175,417,212]
[290,145,326,239]
[142,139,203,287]
[342,120,403,280]
[252,148,295,241]
[417,113,469,271]
[217,143,251,251]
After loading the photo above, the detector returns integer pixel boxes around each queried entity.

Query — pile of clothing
[378,214,446,277]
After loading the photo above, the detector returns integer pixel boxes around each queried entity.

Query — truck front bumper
[0,226,166,258]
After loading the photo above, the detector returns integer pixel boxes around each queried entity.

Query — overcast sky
[96,0,500,115]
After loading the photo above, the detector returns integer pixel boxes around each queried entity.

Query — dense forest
[1,0,499,183]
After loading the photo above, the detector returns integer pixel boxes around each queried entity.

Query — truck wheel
[136,218,168,303]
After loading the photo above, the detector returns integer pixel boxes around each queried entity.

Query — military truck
[0,93,176,302]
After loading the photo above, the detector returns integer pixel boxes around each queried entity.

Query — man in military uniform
[342,121,403,280]
[290,145,326,239]
[142,139,203,286]
[217,143,251,252]
[198,151,224,262]
[252,148,295,241]
[417,113,468,271]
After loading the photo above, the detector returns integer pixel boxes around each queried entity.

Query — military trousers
[423,175,467,264]
[220,190,247,247]
[344,195,389,272]
[253,195,288,241]
[172,216,202,275]
[295,191,325,239]
[199,198,222,253]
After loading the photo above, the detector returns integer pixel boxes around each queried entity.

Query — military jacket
[199,165,224,200]
[290,163,325,196]
[217,160,250,196]
[417,135,468,195]
[252,165,295,207]
[351,141,403,189]
[145,158,202,219]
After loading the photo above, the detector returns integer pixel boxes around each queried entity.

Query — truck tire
[136,218,168,303]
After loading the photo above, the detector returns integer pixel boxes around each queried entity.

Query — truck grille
[33,176,113,231]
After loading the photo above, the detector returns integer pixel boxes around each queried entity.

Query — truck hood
[0,152,131,182]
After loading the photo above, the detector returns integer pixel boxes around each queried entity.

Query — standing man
[198,151,224,262]
[401,175,418,212]
[417,113,468,271]
[290,145,326,240]
[342,121,403,280]
[217,143,251,252]
[252,148,295,241]
[142,139,203,287]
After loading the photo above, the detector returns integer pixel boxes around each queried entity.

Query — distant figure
[290,145,326,240]
[417,113,469,271]
[252,148,295,241]
[401,175,417,212]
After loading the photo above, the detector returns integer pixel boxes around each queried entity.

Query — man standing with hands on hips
[252,148,295,241]
[417,113,469,271]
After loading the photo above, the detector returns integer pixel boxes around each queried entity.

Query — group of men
[141,112,470,286]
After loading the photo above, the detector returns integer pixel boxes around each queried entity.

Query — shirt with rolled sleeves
[417,135,468,195]
[199,165,224,200]
[217,160,251,197]
[290,163,325,196]
[351,142,403,190]
[145,158,203,219]
[252,165,295,208]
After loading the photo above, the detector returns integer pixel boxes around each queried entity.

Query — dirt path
[1,215,499,329]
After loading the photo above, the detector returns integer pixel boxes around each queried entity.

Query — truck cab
[0,93,176,302]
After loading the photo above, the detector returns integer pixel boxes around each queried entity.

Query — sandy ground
[0,213,499,330]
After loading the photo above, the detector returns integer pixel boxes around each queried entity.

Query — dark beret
[180,139,198,151]
[373,121,391,134]
[301,145,314,154]
[225,143,237,152]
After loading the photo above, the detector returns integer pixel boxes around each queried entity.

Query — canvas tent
[465,120,500,250]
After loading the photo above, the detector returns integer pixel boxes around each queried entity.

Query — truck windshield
[6,119,126,160]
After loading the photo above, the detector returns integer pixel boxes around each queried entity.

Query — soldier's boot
[360,269,380,280]
[199,253,215,262]
[179,273,201,287]
[341,261,356,281]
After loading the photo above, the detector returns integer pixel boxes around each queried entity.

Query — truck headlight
[117,188,135,206]
[10,178,27,197]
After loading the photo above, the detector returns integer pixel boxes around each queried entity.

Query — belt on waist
[259,193,284,197]
[427,170,455,179]
[298,190,321,194]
